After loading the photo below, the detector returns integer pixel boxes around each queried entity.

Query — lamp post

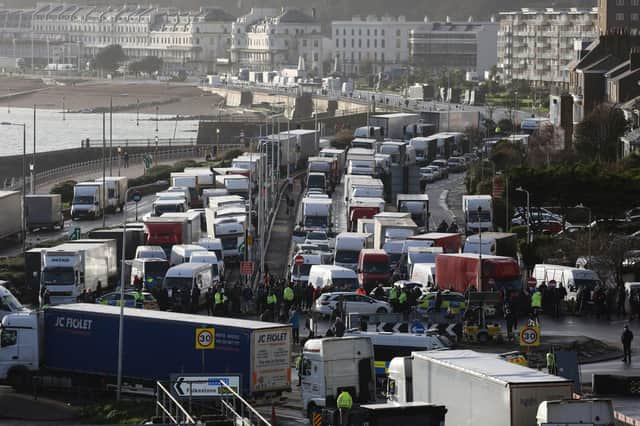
[576,203,592,263]
[116,182,162,401]
[478,205,483,290]
[1,121,27,253]
[516,186,530,244]
[136,98,140,126]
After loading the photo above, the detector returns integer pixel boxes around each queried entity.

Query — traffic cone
[271,405,278,426]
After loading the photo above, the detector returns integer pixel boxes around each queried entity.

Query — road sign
[294,255,304,266]
[240,261,254,276]
[195,327,215,350]
[527,277,537,288]
[131,191,142,203]
[410,322,426,334]
[69,227,81,240]
[519,325,540,347]
[171,374,240,398]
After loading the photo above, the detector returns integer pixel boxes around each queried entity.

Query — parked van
[135,245,167,261]
[532,264,601,301]
[169,244,207,266]
[129,258,169,289]
[189,251,221,283]
[334,232,368,271]
[358,249,391,292]
[308,265,359,292]
[162,263,213,311]
[411,263,437,287]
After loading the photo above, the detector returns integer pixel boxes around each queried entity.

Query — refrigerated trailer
[25,194,64,231]
[0,191,23,241]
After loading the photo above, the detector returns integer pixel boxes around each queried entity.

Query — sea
[0,107,199,157]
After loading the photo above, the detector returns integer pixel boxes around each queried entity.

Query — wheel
[376,307,388,314]
[8,369,32,393]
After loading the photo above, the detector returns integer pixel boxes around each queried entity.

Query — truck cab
[396,194,430,230]
[463,195,493,234]
[334,232,367,271]
[358,249,391,292]
[71,182,104,219]
[301,198,332,234]
[162,263,212,311]
[0,311,39,387]
[306,172,327,194]
[300,337,376,420]
[0,285,27,321]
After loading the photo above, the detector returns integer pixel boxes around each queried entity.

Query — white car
[312,292,391,316]
[425,165,442,180]
[419,167,436,183]
[305,231,330,252]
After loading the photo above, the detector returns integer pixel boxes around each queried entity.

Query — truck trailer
[463,232,518,258]
[369,113,420,140]
[387,350,572,426]
[435,253,521,294]
[0,304,291,397]
[0,191,23,241]
[408,232,462,253]
[25,194,64,231]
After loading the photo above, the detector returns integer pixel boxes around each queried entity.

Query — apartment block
[598,0,640,33]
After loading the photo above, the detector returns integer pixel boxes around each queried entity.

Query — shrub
[50,180,77,204]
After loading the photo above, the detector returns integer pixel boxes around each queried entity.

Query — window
[351,29,354,35]
[396,39,401,48]
[336,28,339,35]
[367,29,370,36]
[0,329,16,347]
[382,39,385,48]
[617,0,625,5]
[351,39,354,48]
[617,13,625,20]
[336,38,339,48]
[314,40,318,47]
[359,29,362,35]
[634,0,640,6]
[367,39,370,48]
[343,39,346,48]
[396,29,401,36]
[374,39,377,48]
[359,39,362,48]
[374,29,378,36]
[632,13,639,20]
[343,29,346,35]
[313,53,318,61]
[302,39,307,47]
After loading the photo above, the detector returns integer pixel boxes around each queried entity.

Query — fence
[95,137,198,148]
[155,381,196,425]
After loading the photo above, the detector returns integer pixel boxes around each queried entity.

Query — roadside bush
[50,180,77,204]
[511,225,528,240]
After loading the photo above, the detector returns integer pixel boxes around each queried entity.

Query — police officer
[531,289,542,324]
[337,390,353,426]
[546,349,556,375]
[214,287,226,316]
[389,285,399,312]
[283,284,294,311]
[622,324,634,363]
[267,289,278,321]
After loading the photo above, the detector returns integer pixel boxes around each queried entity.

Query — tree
[128,56,163,75]
[574,103,629,162]
[594,235,640,289]
[94,44,127,73]
[489,140,524,171]
[496,118,513,134]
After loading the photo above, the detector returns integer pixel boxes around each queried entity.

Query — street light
[116,181,164,401]
[2,121,27,253]
[478,205,483,290]
[576,203,592,263]
[516,186,531,244]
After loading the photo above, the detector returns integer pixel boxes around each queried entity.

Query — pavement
[0,386,77,423]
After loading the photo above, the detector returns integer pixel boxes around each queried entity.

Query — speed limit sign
[195,327,215,350]
[519,326,540,347]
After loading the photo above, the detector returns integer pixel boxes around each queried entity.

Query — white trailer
[373,216,417,250]
[388,350,572,426]
[95,176,128,212]
[0,191,23,241]
[463,195,493,234]
[369,113,420,140]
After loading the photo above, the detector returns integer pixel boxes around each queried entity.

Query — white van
[189,251,221,283]
[308,265,359,291]
[135,245,167,261]
[169,244,207,266]
[162,263,213,310]
[411,263,437,287]
[406,247,442,278]
[334,232,368,271]
[197,237,225,275]
[290,251,326,286]
[532,264,602,301]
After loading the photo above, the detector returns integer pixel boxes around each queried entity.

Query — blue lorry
[0,304,292,396]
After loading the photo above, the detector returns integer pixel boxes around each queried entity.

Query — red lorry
[349,204,381,232]
[143,216,191,253]
[435,253,521,294]
[409,232,462,253]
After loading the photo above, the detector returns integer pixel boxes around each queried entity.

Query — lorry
[160,211,202,244]
[0,191,23,241]
[300,337,376,420]
[308,156,338,191]
[369,113,420,140]
[170,173,199,207]
[215,174,249,196]
[462,195,493,234]
[88,227,145,261]
[334,232,368,271]
[536,399,614,426]
[409,232,462,253]
[300,198,332,234]
[25,194,64,231]
[387,350,572,426]
[409,137,438,164]
[71,182,105,219]
[347,198,384,232]
[0,304,291,397]
[41,240,118,304]
[396,194,429,230]
[373,216,417,250]
[435,253,522,294]
[95,177,128,212]
[463,232,517,258]
[319,148,346,176]
[208,216,245,261]
[143,216,191,253]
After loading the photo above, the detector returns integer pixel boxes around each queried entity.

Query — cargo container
[95,177,128,212]
[463,232,517,258]
[0,191,22,241]
[373,216,417,250]
[348,198,384,232]
[88,228,145,261]
[409,232,462,253]
[396,194,429,230]
[25,194,64,231]
[160,211,202,243]
[387,350,572,426]
[435,253,521,294]
[143,216,191,253]
[369,113,420,140]
[63,239,119,277]
[0,304,291,396]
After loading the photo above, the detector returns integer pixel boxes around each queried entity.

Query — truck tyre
[376,307,388,314]
[8,369,32,393]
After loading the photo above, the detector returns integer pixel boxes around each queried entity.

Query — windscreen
[335,250,360,264]
[363,261,390,275]
[73,196,94,204]
[145,262,169,280]
[154,204,184,215]
[304,216,328,227]
[163,277,192,289]
[331,278,359,291]
[221,237,238,250]
[308,174,325,189]
[293,264,313,277]
[0,293,24,312]
[42,267,75,285]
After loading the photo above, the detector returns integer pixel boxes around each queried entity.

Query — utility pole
[102,113,106,229]
[109,97,113,175]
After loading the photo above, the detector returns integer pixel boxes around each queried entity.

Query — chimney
[631,47,640,70]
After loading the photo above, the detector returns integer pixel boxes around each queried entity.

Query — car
[394,280,428,297]
[532,220,565,234]
[430,160,449,178]
[511,212,563,226]
[312,292,391,316]
[425,165,442,180]
[305,231,330,252]
[96,291,159,310]
[419,167,436,183]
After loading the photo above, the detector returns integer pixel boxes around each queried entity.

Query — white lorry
[207,216,245,261]
[462,195,493,234]
[94,176,128,212]
[41,241,118,304]
[396,194,429,230]
[300,337,376,420]
[334,232,368,271]
[0,191,23,241]
[369,113,420,140]
[373,216,418,250]
[387,350,572,426]
[71,182,105,219]
[300,198,332,234]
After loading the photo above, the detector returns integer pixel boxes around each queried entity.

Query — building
[497,8,598,86]
[230,8,327,75]
[409,19,498,75]
[331,15,423,75]
[598,0,640,33]
[0,4,236,73]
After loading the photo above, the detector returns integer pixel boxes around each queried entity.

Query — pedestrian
[242,284,253,314]
[266,288,278,321]
[546,349,556,375]
[336,390,353,426]
[289,307,300,344]
[531,289,542,324]
[205,287,213,316]
[296,354,303,386]
[437,220,448,233]
[333,316,345,337]
[285,193,291,216]
[133,275,143,292]
[123,151,129,168]
[504,301,516,340]
[360,315,369,332]
[373,283,385,300]
[398,288,408,319]
[389,285,399,312]
[622,324,634,363]
[283,284,295,312]
[287,175,293,192]
[214,287,225,315]
[305,283,314,311]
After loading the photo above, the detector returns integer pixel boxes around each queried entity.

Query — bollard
[271,405,277,426]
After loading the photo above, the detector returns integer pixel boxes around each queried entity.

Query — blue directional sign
[410,322,426,334]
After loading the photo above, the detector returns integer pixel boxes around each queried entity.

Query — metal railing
[97,137,198,148]
[155,381,197,425]
[217,380,272,426]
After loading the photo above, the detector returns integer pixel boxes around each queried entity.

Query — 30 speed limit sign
[195,327,215,350]
[519,326,540,347]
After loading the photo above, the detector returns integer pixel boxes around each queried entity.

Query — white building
[230,8,328,76]
[497,8,598,85]
[409,19,498,75]
[331,15,424,75]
